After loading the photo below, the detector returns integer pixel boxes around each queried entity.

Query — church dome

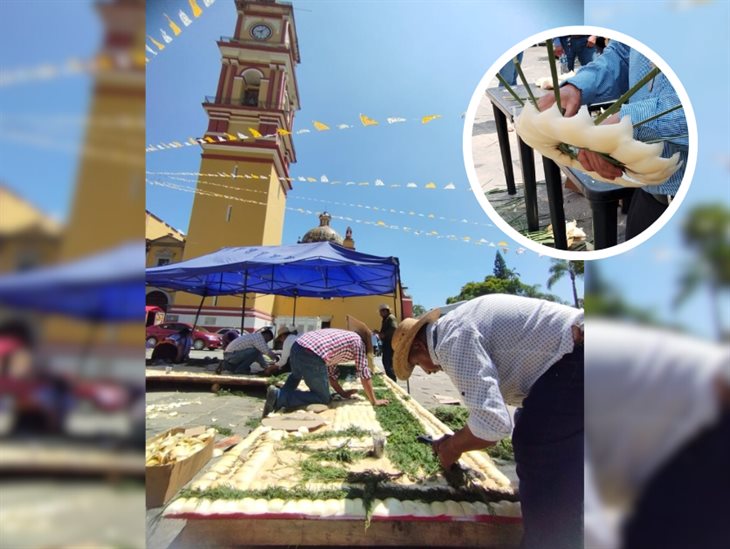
[300,212,343,244]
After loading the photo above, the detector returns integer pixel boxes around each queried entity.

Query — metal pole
[192,294,205,332]
[396,261,405,320]
[292,292,298,326]
[240,270,248,333]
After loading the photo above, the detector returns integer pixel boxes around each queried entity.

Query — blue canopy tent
[145,241,403,331]
[0,241,144,322]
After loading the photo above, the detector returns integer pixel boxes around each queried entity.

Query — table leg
[517,137,539,232]
[542,158,568,250]
[591,199,618,249]
[492,104,516,195]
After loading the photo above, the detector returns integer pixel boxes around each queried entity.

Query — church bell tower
[172,0,301,328]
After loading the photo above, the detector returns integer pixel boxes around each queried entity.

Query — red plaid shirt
[296,329,371,380]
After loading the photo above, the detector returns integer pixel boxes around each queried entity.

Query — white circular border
[463,26,698,261]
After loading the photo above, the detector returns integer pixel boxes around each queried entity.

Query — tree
[547,260,584,308]
[412,304,427,316]
[447,252,563,304]
[674,204,730,341]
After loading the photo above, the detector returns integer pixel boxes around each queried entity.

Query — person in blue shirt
[537,40,688,240]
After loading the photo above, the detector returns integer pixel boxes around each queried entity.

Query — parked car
[145,322,221,350]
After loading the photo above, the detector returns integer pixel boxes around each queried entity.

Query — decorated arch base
[165,375,522,547]
[515,103,681,187]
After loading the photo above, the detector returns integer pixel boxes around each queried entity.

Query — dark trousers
[512,345,584,549]
[625,189,668,241]
[623,410,730,549]
[381,339,395,381]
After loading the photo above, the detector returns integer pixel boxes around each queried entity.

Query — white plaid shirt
[225,332,270,356]
[427,294,583,441]
[296,329,371,380]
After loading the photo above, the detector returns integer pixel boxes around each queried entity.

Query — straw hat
[378,303,390,312]
[346,315,373,355]
[277,325,296,338]
[391,308,440,380]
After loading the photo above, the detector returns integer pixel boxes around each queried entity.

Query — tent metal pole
[192,294,205,331]
[396,261,405,320]
[240,270,248,333]
[292,292,298,326]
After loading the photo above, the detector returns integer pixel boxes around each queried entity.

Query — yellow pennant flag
[204,136,215,143]
[277,128,292,135]
[359,113,378,126]
[498,241,508,247]
[376,220,386,226]
[189,0,203,18]
[306,177,317,182]
[148,35,165,51]
[225,133,237,141]
[165,14,182,36]
[248,128,262,138]
[421,114,442,124]
[313,120,330,131]
[425,182,437,189]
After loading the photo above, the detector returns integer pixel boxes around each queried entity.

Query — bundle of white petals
[514,103,681,187]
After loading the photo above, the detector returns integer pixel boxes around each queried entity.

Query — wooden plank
[177,517,522,548]
[0,443,143,476]
[145,367,271,389]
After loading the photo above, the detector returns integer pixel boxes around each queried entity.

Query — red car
[145,322,222,350]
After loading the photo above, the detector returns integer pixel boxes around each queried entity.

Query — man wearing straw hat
[391,294,584,549]
[271,325,299,373]
[262,316,389,418]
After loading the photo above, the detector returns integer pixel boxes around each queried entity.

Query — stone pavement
[470,44,628,249]
[145,351,516,548]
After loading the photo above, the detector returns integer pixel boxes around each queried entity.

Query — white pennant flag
[236,132,248,140]
[337,124,351,129]
[374,179,384,186]
[444,183,456,190]
[160,29,173,43]
[179,10,193,26]
[145,44,157,56]
[321,175,329,182]
[296,129,310,134]
[202,0,215,6]
[387,117,406,124]
[406,182,417,188]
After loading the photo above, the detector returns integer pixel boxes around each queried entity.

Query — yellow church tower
[170,0,301,330]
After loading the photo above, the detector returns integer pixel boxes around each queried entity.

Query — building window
[226,205,233,222]
[243,88,259,106]
[157,258,171,266]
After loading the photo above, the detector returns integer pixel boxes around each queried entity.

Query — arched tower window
[241,68,263,107]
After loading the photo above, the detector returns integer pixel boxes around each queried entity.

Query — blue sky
[1,1,726,337]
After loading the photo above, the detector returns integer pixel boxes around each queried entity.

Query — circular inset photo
[464,27,696,259]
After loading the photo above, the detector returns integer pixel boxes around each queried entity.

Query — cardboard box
[146,426,214,508]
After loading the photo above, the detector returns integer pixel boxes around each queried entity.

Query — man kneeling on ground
[263,316,389,417]
[216,328,279,376]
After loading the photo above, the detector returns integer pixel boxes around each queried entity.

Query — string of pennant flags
[146,178,526,254]
[146,0,217,64]
[145,170,465,191]
[145,112,459,153]
[153,174,493,229]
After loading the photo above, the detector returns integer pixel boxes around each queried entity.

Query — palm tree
[547,260,584,308]
[674,204,730,341]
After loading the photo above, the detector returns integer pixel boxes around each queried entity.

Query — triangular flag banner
[148,35,165,50]
[296,129,311,134]
[277,128,291,135]
[313,120,330,131]
[516,248,526,255]
[425,182,437,189]
[165,14,182,36]
[216,136,226,142]
[202,0,216,6]
[306,177,317,182]
[145,44,157,56]
[406,183,417,188]
[248,128,262,138]
[498,241,508,247]
[204,136,215,143]
[377,221,386,226]
[236,132,248,140]
[337,124,351,129]
[321,175,329,182]
[225,133,237,141]
[375,179,384,186]
[444,183,456,189]
[359,113,378,126]
[179,9,192,26]
[387,117,406,124]
[421,114,442,124]
[189,0,203,18]
[160,29,173,44]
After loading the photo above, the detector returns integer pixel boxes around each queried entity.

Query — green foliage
[244,416,262,430]
[179,485,350,501]
[208,424,233,436]
[432,406,469,431]
[215,388,249,397]
[447,252,563,304]
[486,439,514,461]
[412,304,427,316]
[547,259,584,308]
[300,458,350,482]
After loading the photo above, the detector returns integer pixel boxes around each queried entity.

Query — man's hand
[576,113,622,180]
[432,435,461,469]
[342,389,359,398]
[373,398,390,406]
[537,83,582,117]
[587,35,597,48]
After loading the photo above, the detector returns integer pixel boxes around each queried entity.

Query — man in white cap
[391,294,584,549]
[272,325,299,373]
[378,303,398,381]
